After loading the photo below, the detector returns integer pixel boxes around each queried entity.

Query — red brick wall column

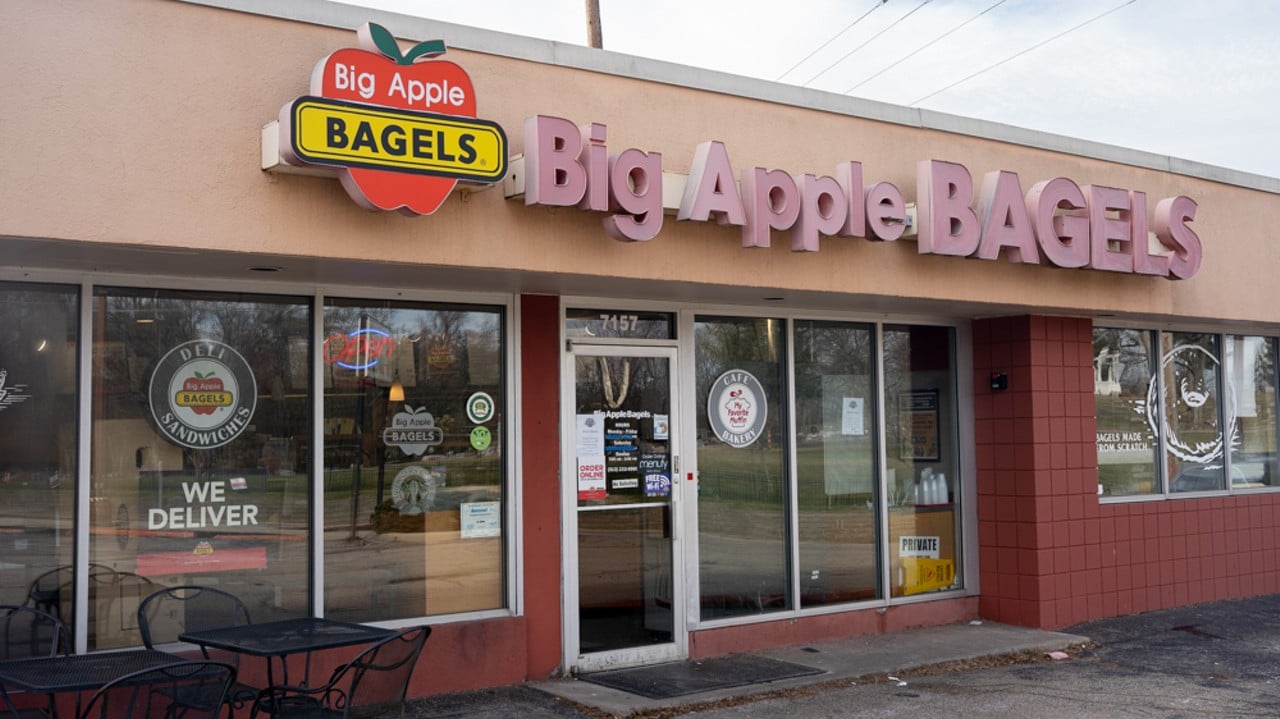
[973,316,1280,629]
[973,316,1097,628]
[520,294,562,676]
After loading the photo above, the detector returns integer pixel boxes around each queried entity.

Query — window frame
[0,270,519,652]
[318,294,511,623]
[1096,326,1280,504]
[1094,327,1162,500]
[668,303,972,633]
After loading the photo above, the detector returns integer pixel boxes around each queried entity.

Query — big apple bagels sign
[515,120,1202,280]
[279,24,1201,279]
[277,23,507,214]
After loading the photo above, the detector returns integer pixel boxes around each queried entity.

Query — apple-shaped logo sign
[382,405,444,456]
[279,23,506,215]
[182,372,224,416]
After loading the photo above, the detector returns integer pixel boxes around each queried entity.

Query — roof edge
[177,0,1280,194]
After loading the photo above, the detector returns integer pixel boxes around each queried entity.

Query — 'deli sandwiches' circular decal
[149,340,257,449]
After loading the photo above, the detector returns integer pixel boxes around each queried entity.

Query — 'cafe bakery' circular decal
[149,340,257,449]
[707,369,767,448]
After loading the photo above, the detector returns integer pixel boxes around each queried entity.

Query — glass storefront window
[695,318,963,613]
[4,281,514,649]
[89,288,311,650]
[1162,333,1226,493]
[1094,328,1160,497]
[322,300,505,621]
[793,320,880,606]
[0,283,77,629]
[1224,336,1278,488]
[695,316,790,619]
[883,325,961,598]
[1094,328,1264,498]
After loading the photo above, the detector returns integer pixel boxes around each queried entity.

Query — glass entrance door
[566,345,683,670]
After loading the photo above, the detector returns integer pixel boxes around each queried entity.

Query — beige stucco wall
[4,0,1278,326]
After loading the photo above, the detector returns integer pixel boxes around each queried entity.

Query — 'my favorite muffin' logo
[707,369,767,448]
[149,340,257,449]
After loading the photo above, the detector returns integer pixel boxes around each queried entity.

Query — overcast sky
[342,0,1280,179]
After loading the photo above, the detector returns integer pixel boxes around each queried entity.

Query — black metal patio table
[179,617,394,692]
[0,648,185,718]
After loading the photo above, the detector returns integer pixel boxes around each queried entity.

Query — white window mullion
[74,280,93,653]
[1154,330,1171,495]
[874,322,892,606]
[784,317,800,615]
[679,309,701,632]
[311,292,325,617]
[1220,333,1233,494]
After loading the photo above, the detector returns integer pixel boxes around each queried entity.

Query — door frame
[561,341,687,672]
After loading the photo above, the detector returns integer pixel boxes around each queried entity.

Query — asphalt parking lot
[406,593,1280,718]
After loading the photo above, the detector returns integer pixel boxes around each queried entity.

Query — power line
[844,0,1010,94]
[909,0,1139,107]
[800,0,934,88]
[775,0,888,82]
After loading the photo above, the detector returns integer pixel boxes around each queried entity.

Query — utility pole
[585,0,603,48]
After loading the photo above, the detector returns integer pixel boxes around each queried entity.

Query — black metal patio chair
[0,604,68,661]
[250,625,430,719]
[0,604,69,719]
[137,586,260,713]
[23,567,71,625]
[77,660,236,719]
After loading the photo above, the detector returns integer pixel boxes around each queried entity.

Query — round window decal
[707,369,767,448]
[149,340,257,449]
[466,391,495,424]
[391,465,440,516]
[1145,342,1235,464]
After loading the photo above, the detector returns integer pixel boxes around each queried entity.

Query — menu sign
[605,411,645,491]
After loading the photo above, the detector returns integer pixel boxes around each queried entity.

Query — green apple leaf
[404,39,447,64]
[367,23,405,64]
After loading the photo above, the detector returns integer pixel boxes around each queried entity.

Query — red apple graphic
[183,371,223,415]
[312,23,477,216]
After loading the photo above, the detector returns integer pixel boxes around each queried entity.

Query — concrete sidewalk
[405,620,1086,718]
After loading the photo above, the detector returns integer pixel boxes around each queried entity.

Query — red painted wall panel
[689,597,978,658]
[974,315,1280,630]
[517,294,563,676]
